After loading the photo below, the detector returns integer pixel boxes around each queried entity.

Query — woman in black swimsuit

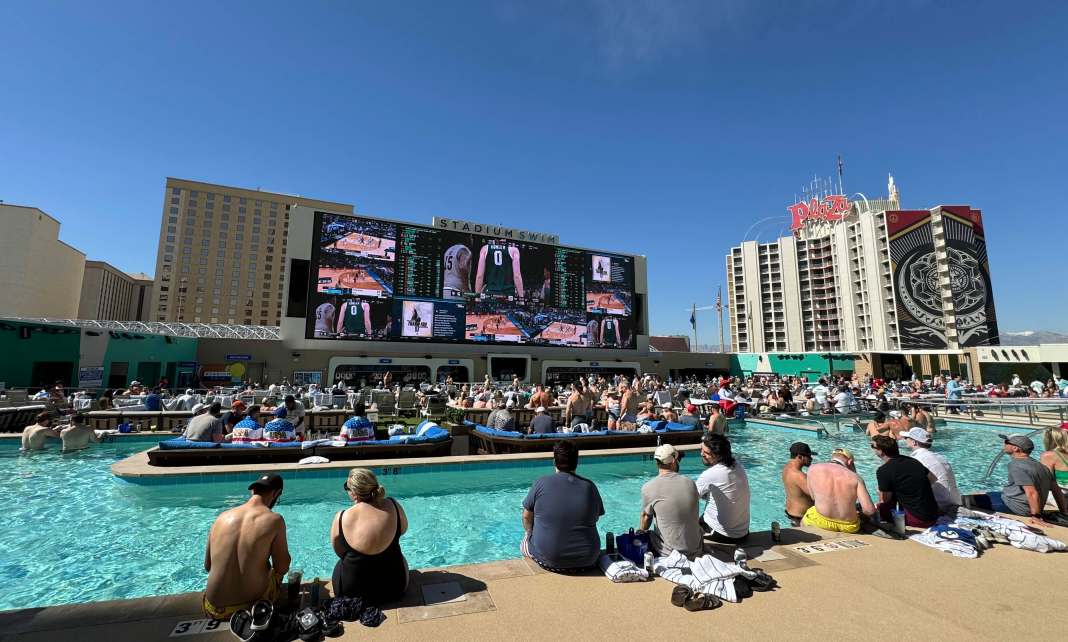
[330,469,410,604]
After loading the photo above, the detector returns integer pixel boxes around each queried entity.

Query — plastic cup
[287,569,303,604]
[891,510,907,536]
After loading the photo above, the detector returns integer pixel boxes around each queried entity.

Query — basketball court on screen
[317,267,393,297]
[465,313,525,341]
[324,232,396,260]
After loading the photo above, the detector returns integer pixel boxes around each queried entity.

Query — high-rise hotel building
[726,177,999,354]
[150,178,352,325]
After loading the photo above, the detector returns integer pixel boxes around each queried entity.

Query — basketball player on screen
[474,239,523,299]
[443,243,472,299]
[600,316,622,348]
[336,299,373,337]
[586,318,600,347]
[314,300,336,338]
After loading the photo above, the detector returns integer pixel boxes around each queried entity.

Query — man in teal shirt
[945,374,963,414]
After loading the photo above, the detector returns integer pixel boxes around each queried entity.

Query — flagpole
[717,286,725,353]
[691,303,698,353]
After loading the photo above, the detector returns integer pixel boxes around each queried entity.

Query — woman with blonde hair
[1040,423,1068,495]
[330,468,409,604]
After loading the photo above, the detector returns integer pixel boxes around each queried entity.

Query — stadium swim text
[432,217,559,245]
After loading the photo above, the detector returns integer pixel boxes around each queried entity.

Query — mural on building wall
[939,207,999,347]
[888,210,948,349]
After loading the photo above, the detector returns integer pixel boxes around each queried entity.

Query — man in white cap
[902,427,960,512]
[529,406,554,435]
[639,444,702,557]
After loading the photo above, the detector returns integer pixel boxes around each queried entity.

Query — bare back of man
[781,461,813,522]
[60,425,99,452]
[807,462,875,522]
[620,388,638,419]
[204,500,290,615]
[21,424,60,451]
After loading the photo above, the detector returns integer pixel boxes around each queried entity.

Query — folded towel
[599,554,649,582]
[298,456,330,465]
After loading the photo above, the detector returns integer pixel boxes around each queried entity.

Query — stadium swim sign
[788,194,851,231]
[432,216,560,245]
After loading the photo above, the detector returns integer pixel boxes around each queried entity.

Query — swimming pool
[0,420,1018,610]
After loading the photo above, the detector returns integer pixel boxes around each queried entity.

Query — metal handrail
[980,427,1046,481]
[889,397,1067,425]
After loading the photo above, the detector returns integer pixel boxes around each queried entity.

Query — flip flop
[670,585,691,607]
[683,592,722,611]
[746,569,778,592]
[229,609,256,642]
[250,600,273,631]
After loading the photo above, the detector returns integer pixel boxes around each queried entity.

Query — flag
[690,304,696,329]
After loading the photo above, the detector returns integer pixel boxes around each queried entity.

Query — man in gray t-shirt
[999,434,1062,516]
[640,444,702,557]
[183,403,225,442]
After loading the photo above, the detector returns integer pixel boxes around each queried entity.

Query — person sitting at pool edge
[696,433,751,543]
[802,448,877,533]
[264,407,297,442]
[782,442,815,527]
[901,427,961,512]
[183,402,226,443]
[226,407,263,443]
[640,444,702,557]
[966,435,1068,525]
[340,403,375,441]
[331,468,410,605]
[521,441,604,571]
[678,404,703,429]
[60,412,99,452]
[203,474,290,620]
[21,412,61,451]
[528,406,554,434]
[871,435,939,528]
[1040,423,1068,497]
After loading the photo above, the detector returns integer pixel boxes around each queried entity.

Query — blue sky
[3,1,1066,338]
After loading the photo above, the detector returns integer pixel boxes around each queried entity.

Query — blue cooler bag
[616,530,650,565]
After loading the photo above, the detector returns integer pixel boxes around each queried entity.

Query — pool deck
[4,518,1067,642]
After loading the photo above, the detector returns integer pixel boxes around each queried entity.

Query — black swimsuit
[332,499,407,605]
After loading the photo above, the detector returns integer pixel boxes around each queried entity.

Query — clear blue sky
[3,1,1066,338]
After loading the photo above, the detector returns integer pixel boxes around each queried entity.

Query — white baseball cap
[535,406,546,413]
[901,427,931,445]
[506,398,516,408]
[653,444,682,464]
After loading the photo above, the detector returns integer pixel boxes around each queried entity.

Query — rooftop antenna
[837,155,845,195]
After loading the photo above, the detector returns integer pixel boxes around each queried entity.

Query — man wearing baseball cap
[203,474,290,620]
[639,444,702,557]
[528,406,554,435]
[678,404,703,429]
[782,443,816,526]
[263,406,296,442]
[989,434,1068,521]
[902,427,961,512]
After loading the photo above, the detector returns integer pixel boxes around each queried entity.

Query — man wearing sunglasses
[203,474,291,620]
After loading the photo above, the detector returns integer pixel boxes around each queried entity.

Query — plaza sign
[789,195,851,231]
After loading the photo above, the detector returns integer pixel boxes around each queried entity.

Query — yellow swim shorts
[202,570,283,620]
[801,506,861,534]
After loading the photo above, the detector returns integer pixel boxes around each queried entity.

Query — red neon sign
[789,195,851,230]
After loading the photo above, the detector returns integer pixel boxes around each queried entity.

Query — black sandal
[670,585,691,607]
[229,609,256,641]
[684,592,722,611]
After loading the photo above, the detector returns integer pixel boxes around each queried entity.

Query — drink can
[771,521,781,543]
[605,531,615,555]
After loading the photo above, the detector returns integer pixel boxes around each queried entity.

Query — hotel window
[172,187,181,195]
[223,195,231,203]
[170,197,179,205]
[166,235,175,243]
[170,207,178,215]
[165,245,174,252]
[168,216,178,224]
[239,197,246,205]
[206,193,215,201]
[167,225,176,233]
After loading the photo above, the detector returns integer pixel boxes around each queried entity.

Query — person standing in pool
[60,413,99,452]
[782,442,815,527]
[203,474,290,621]
[20,412,61,451]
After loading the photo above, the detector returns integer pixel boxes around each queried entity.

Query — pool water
[0,420,1015,610]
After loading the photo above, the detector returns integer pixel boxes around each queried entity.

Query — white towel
[952,509,1067,553]
[599,554,649,582]
[653,550,742,603]
[298,456,330,465]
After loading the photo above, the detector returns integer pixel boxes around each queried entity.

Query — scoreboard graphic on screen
[305,212,637,348]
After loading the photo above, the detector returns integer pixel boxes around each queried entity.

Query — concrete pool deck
[3,519,1067,642]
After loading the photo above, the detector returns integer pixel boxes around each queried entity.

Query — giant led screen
[305,212,637,349]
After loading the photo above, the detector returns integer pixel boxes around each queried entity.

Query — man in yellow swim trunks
[802,449,878,534]
[203,474,291,620]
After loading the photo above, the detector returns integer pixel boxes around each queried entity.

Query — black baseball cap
[789,442,817,458]
[248,474,284,492]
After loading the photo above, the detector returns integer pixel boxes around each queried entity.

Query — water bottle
[605,531,615,556]
[734,546,748,568]
[891,503,907,536]
[643,551,654,575]
[310,577,321,606]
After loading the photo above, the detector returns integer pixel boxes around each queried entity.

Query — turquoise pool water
[0,420,1017,610]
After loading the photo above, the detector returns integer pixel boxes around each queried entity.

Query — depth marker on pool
[792,539,870,555]
[170,618,229,637]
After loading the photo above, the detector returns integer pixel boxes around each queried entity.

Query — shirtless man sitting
[907,404,935,434]
[802,448,877,533]
[865,412,894,438]
[21,412,61,451]
[60,413,100,452]
[782,442,816,526]
[203,474,291,620]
